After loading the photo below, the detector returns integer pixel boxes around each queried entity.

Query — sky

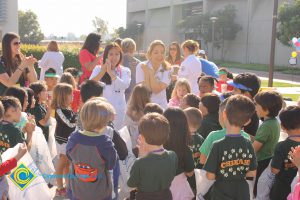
[18,0,127,37]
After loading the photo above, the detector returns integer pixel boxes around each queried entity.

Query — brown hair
[47,41,59,52]
[183,93,201,109]
[29,81,47,104]
[166,42,182,64]
[143,103,164,115]
[254,90,283,118]
[81,99,115,131]
[0,96,21,113]
[127,84,151,121]
[51,83,73,109]
[181,40,199,54]
[0,101,4,119]
[201,93,221,114]
[225,94,255,127]
[60,72,77,89]
[184,107,203,131]
[138,113,170,145]
[147,40,170,71]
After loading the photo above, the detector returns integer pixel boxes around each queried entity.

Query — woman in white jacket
[39,41,64,80]
[90,42,131,130]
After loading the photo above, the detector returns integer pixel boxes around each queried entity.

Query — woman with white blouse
[89,42,131,130]
[178,40,202,95]
[136,40,171,109]
[39,41,64,80]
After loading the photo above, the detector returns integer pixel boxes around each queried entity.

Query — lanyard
[149,148,165,154]
[225,134,242,137]
[288,134,300,139]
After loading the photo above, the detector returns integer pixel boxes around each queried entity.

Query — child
[44,68,59,100]
[127,113,177,200]
[66,99,117,200]
[143,103,163,115]
[204,94,257,200]
[29,81,52,141]
[64,67,82,88]
[198,75,219,98]
[51,83,77,197]
[59,72,81,113]
[179,93,201,110]
[216,68,234,93]
[168,78,191,107]
[269,106,300,200]
[184,107,204,191]
[252,90,283,196]
[198,93,222,139]
[164,108,195,199]
[199,98,251,166]
[124,84,151,156]
[227,72,261,137]
[288,144,300,199]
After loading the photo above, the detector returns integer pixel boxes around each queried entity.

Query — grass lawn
[214,61,300,75]
[261,80,300,87]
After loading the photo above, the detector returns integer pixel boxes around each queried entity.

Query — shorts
[0,177,8,199]
[56,141,67,155]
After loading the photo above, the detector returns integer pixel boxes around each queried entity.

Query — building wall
[0,0,18,38]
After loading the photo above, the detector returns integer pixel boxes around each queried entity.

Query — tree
[178,5,242,60]
[92,17,108,36]
[116,21,144,40]
[18,10,44,44]
[277,0,300,46]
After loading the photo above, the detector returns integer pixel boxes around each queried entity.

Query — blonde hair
[47,41,59,52]
[127,84,151,121]
[147,40,170,71]
[51,83,73,109]
[80,99,115,131]
[171,78,191,99]
[121,38,136,54]
[60,72,77,89]
[181,40,199,54]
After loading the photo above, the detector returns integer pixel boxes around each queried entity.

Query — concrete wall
[0,0,18,38]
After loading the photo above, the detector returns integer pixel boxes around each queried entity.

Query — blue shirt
[200,58,219,78]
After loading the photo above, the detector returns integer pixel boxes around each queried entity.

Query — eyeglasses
[13,41,21,46]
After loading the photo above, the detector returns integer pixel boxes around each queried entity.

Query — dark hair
[279,106,300,130]
[45,68,57,75]
[143,103,163,115]
[219,67,233,79]
[25,87,34,111]
[201,93,221,114]
[219,97,229,112]
[166,42,182,64]
[254,91,283,118]
[225,95,255,127]
[0,96,21,112]
[114,38,122,47]
[184,107,203,130]
[139,113,170,145]
[82,33,101,55]
[233,73,261,98]
[29,81,47,104]
[80,80,104,103]
[65,67,81,78]
[164,108,190,171]
[101,43,123,85]
[184,93,201,108]
[4,86,27,110]
[198,75,215,87]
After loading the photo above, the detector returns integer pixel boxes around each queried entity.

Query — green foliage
[277,0,300,46]
[18,10,44,44]
[116,21,144,40]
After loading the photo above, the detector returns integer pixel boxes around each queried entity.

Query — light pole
[136,23,142,56]
[210,17,218,61]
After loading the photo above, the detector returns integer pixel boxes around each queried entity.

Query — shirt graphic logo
[8,163,36,191]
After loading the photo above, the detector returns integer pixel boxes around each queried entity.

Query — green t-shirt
[190,133,204,168]
[0,122,25,154]
[28,104,49,141]
[200,128,251,157]
[204,135,257,181]
[198,113,222,139]
[254,118,280,161]
[127,150,177,193]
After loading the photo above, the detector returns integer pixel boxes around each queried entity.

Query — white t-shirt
[178,54,202,94]
[136,61,171,109]
[38,51,65,80]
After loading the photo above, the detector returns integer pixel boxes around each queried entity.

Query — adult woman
[136,40,171,109]
[178,40,202,95]
[90,42,131,130]
[0,33,38,96]
[79,33,102,83]
[39,41,64,80]
[166,42,183,101]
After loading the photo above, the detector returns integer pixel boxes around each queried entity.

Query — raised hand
[15,143,27,161]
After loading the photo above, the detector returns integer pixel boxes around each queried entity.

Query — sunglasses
[13,41,21,46]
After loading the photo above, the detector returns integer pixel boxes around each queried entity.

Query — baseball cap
[227,80,252,91]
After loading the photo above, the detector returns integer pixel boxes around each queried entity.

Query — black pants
[253,157,272,197]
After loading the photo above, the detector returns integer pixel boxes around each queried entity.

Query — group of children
[1,58,300,200]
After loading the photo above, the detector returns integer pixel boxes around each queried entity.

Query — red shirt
[0,158,17,176]
[79,49,101,83]
[71,89,81,113]
[216,79,234,93]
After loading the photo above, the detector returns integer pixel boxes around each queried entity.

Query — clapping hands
[289,145,300,168]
